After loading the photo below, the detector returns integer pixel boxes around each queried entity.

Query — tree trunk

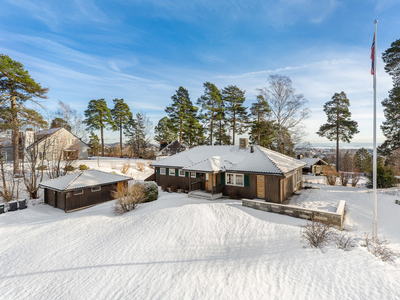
[11,95,19,175]
[233,107,236,145]
[257,112,260,146]
[120,124,123,158]
[101,127,105,157]
[336,103,339,172]
[179,119,182,152]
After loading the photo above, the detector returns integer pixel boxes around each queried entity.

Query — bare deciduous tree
[258,75,310,154]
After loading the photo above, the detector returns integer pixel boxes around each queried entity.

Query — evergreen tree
[125,112,152,157]
[50,117,71,131]
[0,54,48,174]
[249,94,271,146]
[84,99,114,157]
[379,39,400,157]
[366,162,396,189]
[88,131,101,166]
[197,82,222,145]
[317,91,359,171]
[182,105,203,147]
[222,85,248,145]
[382,38,400,87]
[165,87,194,150]
[111,98,132,158]
[213,100,230,145]
[154,117,177,144]
[354,148,372,173]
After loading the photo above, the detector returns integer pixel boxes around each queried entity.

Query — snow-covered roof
[36,128,62,136]
[39,170,132,192]
[300,157,327,168]
[151,145,306,176]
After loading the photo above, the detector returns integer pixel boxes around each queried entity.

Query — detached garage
[39,170,132,212]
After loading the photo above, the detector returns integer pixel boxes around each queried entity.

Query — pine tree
[182,105,203,147]
[0,54,48,174]
[84,99,114,157]
[197,82,222,145]
[154,117,177,144]
[111,98,132,158]
[213,100,230,145]
[379,39,400,159]
[249,94,271,146]
[50,117,71,131]
[316,91,359,171]
[222,85,248,145]
[165,87,193,150]
[354,148,372,173]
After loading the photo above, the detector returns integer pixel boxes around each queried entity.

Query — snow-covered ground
[1,162,400,299]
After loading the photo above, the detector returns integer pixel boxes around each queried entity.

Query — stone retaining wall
[242,199,346,230]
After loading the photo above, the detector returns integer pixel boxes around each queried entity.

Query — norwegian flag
[371,33,375,75]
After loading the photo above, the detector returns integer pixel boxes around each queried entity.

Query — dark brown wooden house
[151,140,306,203]
[300,157,328,175]
[39,170,132,212]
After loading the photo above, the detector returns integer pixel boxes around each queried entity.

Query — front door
[205,173,213,191]
[257,175,265,198]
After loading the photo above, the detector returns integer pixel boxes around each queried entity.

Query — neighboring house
[156,140,188,161]
[151,139,306,203]
[300,157,328,174]
[39,170,132,212]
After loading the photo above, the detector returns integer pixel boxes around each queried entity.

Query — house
[156,140,188,161]
[26,127,90,160]
[39,170,132,212]
[300,157,328,175]
[151,139,306,203]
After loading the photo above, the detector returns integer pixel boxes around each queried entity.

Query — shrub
[79,164,88,170]
[300,217,334,249]
[366,164,397,188]
[339,172,350,186]
[333,233,355,251]
[143,181,158,202]
[64,165,75,172]
[37,165,48,170]
[363,233,398,263]
[112,182,145,214]
[111,171,118,174]
[323,166,338,186]
[170,185,178,193]
[136,162,145,172]
[161,185,168,192]
[121,162,130,174]
[351,173,360,187]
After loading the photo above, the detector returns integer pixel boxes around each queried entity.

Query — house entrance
[257,175,265,198]
[205,173,215,191]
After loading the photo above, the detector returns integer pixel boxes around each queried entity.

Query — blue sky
[1,0,399,148]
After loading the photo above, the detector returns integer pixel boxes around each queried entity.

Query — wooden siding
[56,192,65,210]
[280,176,294,203]
[65,184,117,212]
[155,172,205,191]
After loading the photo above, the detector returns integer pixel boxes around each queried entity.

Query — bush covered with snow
[143,181,158,202]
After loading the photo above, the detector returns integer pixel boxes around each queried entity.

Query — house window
[68,139,74,145]
[1,151,6,161]
[190,172,196,178]
[206,173,209,180]
[160,168,166,175]
[169,168,175,176]
[74,189,84,195]
[226,173,244,187]
[54,138,59,146]
[179,169,185,177]
[91,186,101,192]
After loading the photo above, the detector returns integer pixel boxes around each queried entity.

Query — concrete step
[188,191,223,200]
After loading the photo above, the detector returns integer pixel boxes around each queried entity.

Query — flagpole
[372,20,378,240]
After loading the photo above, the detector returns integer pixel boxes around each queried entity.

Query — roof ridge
[255,145,284,174]
[64,171,84,190]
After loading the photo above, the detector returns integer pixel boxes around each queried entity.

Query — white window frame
[68,139,74,145]
[169,168,176,176]
[190,172,196,178]
[179,169,185,177]
[205,173,209,180]
[74,189,84,195]
[226,173,244,187]
[54,138,59,146]
[160,168,166,175]
[91,186,101,192]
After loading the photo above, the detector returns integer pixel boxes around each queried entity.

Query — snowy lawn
[1,167,400,299]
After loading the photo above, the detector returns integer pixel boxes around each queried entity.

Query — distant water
[307,142,381,149]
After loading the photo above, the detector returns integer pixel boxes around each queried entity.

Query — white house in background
[26,127,90,160]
